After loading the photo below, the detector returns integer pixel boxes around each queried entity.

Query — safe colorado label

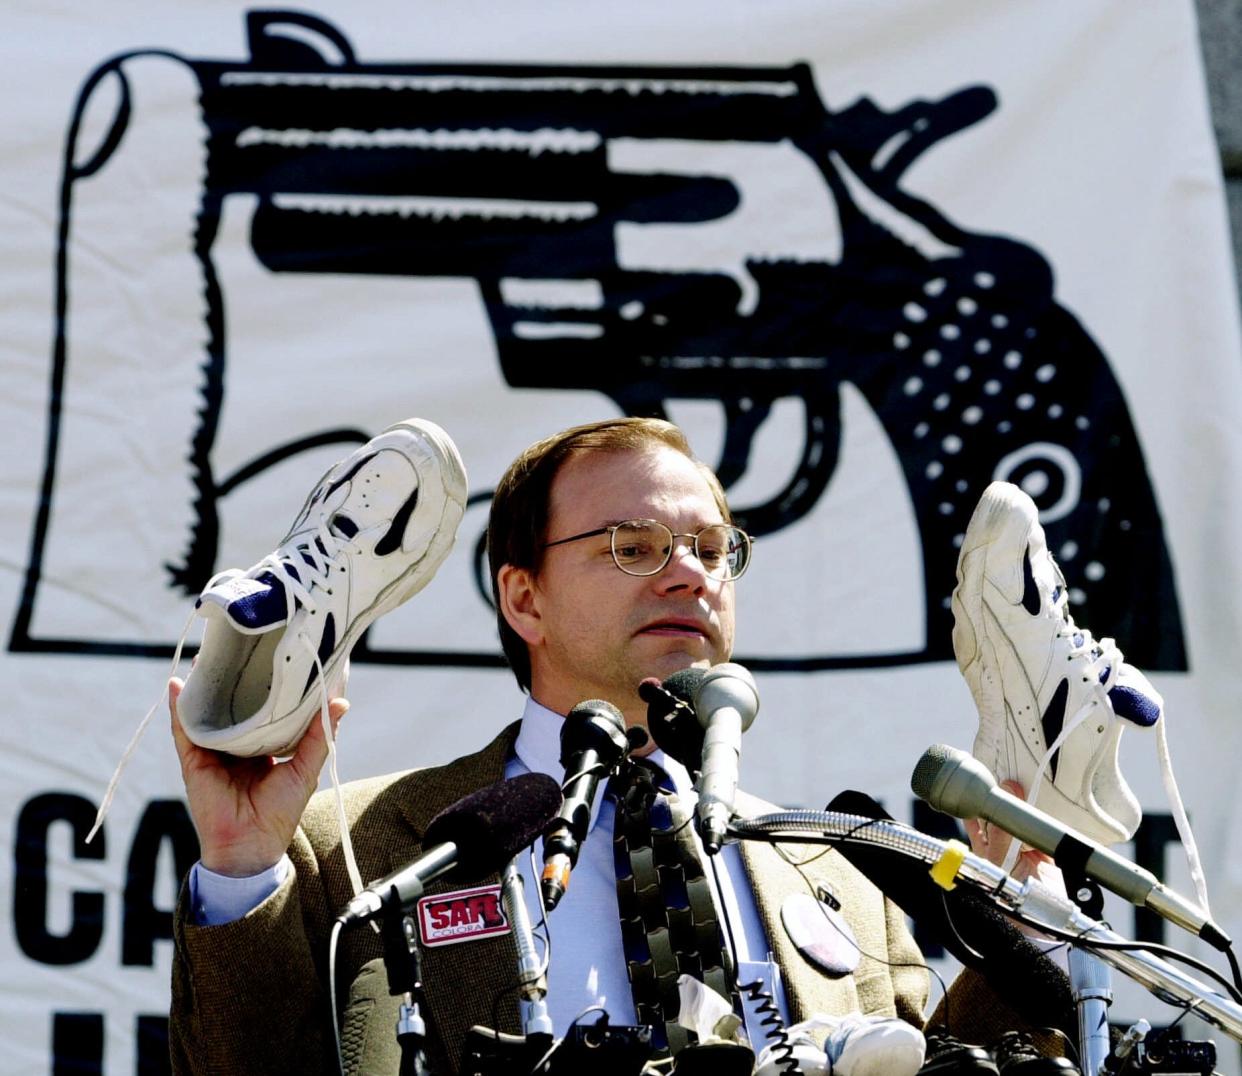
[416,884,511,947]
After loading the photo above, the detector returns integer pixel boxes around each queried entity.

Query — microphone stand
[500,858,554,1042]
[379,905,432,1076]
[728,811,1242,1046]
[1063,871,1112,1076]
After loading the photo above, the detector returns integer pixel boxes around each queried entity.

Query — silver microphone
[911,743,1229,951]
[694,662,759,854]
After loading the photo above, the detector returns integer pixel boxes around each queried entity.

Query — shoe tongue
[1108,683,1161,727]
[1106,663,1163,728]
[197,571,290,633]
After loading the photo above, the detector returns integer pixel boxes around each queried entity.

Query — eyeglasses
[544,518,752,581]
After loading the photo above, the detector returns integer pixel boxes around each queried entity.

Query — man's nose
[658,537,710,589]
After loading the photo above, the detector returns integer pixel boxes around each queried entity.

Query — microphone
[911,744,1230,951]
[694,663,759,854]
[826,789,1075,1037]
[540,699,630,911]
[639,666,708,775]
[339,773,562,925]
[500,857,554,1038]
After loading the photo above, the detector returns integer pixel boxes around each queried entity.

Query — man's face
[520,445,736,723]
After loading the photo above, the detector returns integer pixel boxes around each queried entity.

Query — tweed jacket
[170,723,1023,1074]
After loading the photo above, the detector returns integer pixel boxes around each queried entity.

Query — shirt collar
[512,696,568,780]
[513,696,698,826]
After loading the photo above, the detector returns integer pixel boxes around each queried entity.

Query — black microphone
[695,663,759,854]
[639,666,708,775]
[826,789,1075,1037]
[540,699,629,911]
[911,744,1230,951]
[339,773,562,925]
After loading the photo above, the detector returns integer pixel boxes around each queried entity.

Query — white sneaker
[177,417,467,757]
[952,481,1157,845]
[823,1013,925,1076]
[754,1013,924,1076]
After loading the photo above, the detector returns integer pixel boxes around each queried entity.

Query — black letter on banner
[137,1014,172,1076]
[122,800,199,966]
[14,793,104,965]
[52,1011,103,1074]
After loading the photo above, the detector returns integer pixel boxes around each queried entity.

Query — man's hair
[487,417,731,691]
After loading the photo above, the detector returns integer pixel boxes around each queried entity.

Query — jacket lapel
[733,789,921,1023]
[385,724,527,1073]
[735,821,865,1022]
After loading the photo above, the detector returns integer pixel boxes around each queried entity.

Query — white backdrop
[4,1,1242,1072]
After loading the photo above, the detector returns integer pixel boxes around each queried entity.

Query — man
[169,417,1064,1073]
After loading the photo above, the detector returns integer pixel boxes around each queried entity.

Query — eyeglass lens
[611,520,749,579]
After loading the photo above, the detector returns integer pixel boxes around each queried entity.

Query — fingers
[168,677,195,759]
[968,780,1057,876]
[328,697,350,735]
[313,698,351,745]
[287,700,351,783]
[967,812,1018,868]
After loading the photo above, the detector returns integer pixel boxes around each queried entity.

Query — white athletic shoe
[177,417,467,757]
[951,481,1158,846]
[823,1013,925,1076]
[754,1013,925,1076]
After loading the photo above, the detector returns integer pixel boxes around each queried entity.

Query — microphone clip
[1063,866,1105,919]
[644,681,695,727]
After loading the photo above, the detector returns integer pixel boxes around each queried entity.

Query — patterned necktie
[609,757,738,1056]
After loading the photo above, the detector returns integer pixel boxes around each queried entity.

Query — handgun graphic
[14,10,1186,671]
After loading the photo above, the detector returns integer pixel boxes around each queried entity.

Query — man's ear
[496,564,543,646]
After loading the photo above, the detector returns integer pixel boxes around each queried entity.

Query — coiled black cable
[738,978,803,1075]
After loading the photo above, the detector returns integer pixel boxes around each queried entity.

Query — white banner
[3,1,1241,1072]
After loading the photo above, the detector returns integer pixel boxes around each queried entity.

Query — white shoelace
[257,513,351,616]
[1005,603,1211,916]
[87,516,366,900]
[1021,623,1124,838]
[87,608,197,844]
[269,518,365,897]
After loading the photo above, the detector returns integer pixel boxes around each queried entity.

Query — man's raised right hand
[169,676,349,877]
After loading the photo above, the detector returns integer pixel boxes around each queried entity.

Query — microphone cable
[699,847,806,1074]
[485,840,557,1069]
[530,840,553,979]
[771,835,951,1014]
[748,822,1242,1021]
[1015,916,1242,1007]
[329,917,347,1075]
[758,814,981,992]
[1226,942,1242,997]
[927,882,1080,1066]
[524,1009,603,1076]
[741,827,953,1031]
[737,977,798,1076]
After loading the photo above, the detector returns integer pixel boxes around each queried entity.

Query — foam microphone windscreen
[640,666,708,775]
[423,773,563,880]
[826,789,1074,1036]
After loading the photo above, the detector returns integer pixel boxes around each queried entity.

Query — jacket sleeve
[170,825,337,1075]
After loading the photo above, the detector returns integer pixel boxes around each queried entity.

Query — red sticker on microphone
[416,884,511,947]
